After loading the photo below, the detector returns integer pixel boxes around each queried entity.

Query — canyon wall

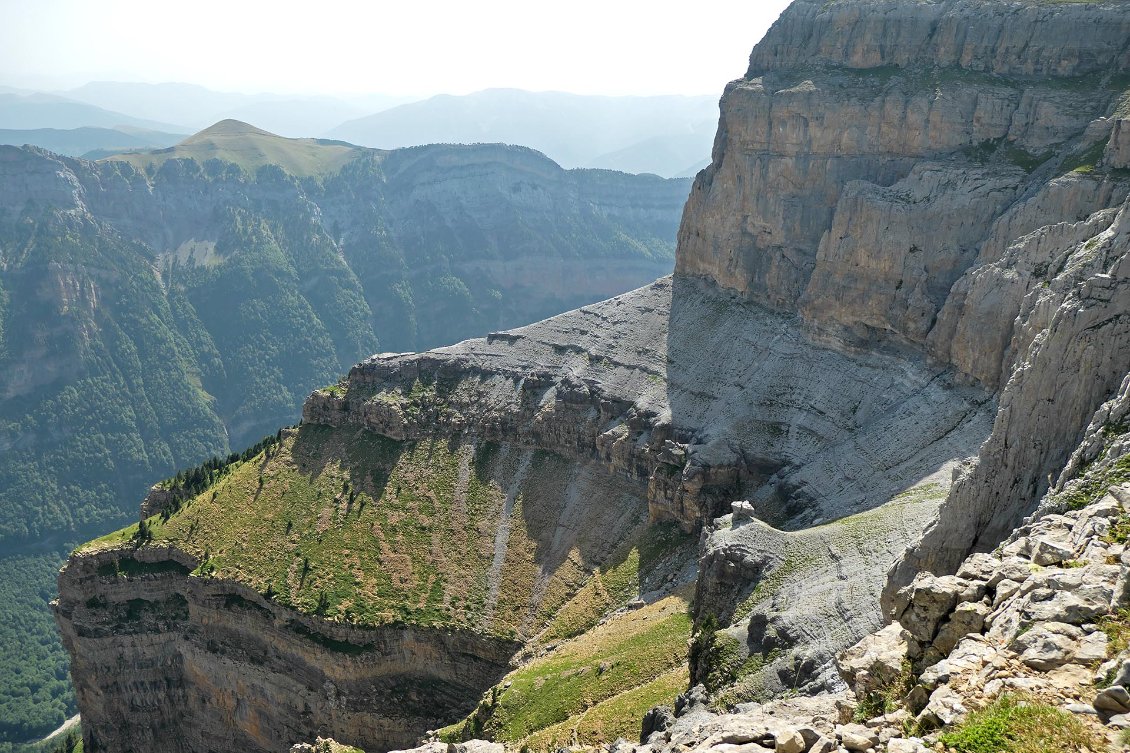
[56,546,519,753]
[56,0,1130,750]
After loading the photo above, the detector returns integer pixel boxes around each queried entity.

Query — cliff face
[56,1,1130,750]
[675,0,1130,599]
[56,546,519,753]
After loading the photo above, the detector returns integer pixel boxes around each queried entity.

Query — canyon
[0,123,688,745]
[53,0,1130,751]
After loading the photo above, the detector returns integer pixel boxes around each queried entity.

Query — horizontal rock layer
[306,276,992,533]
[55,546,518,753]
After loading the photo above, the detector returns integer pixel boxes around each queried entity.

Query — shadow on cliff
[662,274,993,530]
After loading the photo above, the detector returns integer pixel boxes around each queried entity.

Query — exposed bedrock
[305,275,993,533]
[55,547,518,753]
[674,0,1130,604]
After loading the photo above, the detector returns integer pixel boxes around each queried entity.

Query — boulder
[641,705,676,743]
[1094,685,1130,721]
[917,685,968,728]
[837,624,909,697]
[1010,622,1084,671]
[932,602,991,655]
[835,723,878,752]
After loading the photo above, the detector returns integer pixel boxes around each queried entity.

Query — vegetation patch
[939,694,1104,753]
[853,659,915,722]
[521,666,688,751]
[689,614,746,692]
[95,557,191,578]
[1062,140,1108,175]
[1063,451,1130,512]
[441,593,692,746]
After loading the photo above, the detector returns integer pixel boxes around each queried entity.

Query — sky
[0,0,793,97]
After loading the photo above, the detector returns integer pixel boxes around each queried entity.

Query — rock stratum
[56,0,1130,752]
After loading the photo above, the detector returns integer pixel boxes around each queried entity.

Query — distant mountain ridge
[0,83,720,177]
[0,90,183,132]
[327,88,719,177]
[0,125,185,159]
[61,81,413,138]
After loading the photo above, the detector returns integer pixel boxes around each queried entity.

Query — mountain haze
[0,126,185,159]
[0,91,182,132]
[327,89,719,177]
[62,82,414,138]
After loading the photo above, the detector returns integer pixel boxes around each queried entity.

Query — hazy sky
[1,0,793,97]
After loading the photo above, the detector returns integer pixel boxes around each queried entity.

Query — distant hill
[326,88,718,177]
[63,81,413,138]
[106,119,366,177]
[0,125,185,158]
[0,91,183,131]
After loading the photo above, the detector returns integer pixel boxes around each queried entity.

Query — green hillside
[108,119,365,177]
[82,421,695,747]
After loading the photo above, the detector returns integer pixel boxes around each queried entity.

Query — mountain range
[0,84,719,177]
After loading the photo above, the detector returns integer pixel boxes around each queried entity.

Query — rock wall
[304,276,991,534]
[55,546,518,753]
[674,0,1130,593]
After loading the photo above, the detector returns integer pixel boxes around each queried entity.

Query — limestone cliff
[55,0,1130,751]
[675,0,1130,617]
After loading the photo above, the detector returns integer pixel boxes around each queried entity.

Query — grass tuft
[939,695,1104,753]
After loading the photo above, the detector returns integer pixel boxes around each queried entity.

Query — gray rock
[453,742,504,753]
[1112,658,1130,688]
[1074,631,1110,664]
[1094,685,1130,720]
[956,553,1001,583]
[917,686,967,728]
[835,723,878,752]
[1031,537,1075,566]
[1063,703,1097,715]
[886,740,930,753]
[1108,713,1130,729]
[837,624,909,697]
[1010,622,1084,671]
[932,602,990,656]
[641,706,675,743]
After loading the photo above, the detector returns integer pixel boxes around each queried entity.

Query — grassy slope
[85,423,649,639]
[435,521,696,748]
[446,593,692,750]
[108,120,365,178]
[85,422,695,746]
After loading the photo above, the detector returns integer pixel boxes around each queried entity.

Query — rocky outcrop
[56,546,518,753]
[304,276,991,533]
